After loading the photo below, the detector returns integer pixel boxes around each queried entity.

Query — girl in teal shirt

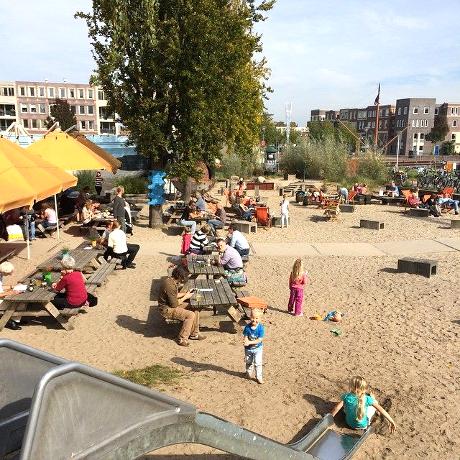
[331,376,396,432]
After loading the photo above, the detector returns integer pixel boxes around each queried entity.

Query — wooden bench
[231,220,257,234]
[85,259,117,286]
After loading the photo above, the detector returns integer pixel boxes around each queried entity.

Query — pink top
[181,233,192,254]
[290,273,308,289]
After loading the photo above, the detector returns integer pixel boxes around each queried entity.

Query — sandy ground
[1,181,459,459]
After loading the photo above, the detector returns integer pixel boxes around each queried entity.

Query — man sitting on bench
[217,238,243,272]
[104,220,140,269]
[227,224,250,257]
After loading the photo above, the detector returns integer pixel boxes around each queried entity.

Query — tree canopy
[45,98,77,131]
[76,0,274,179]
[427,116,449,144]
[307,120,359,151]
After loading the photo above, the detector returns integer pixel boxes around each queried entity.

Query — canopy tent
[0,138,77,213]
[69,133,121,173]
[0,137,78,258]
[27,131,115,172]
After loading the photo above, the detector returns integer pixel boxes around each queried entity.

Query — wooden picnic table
[37,245,102,272]
[0,285,74,331]
[186,254,225,278]
[0,242,25,263]
[188,278,237,316]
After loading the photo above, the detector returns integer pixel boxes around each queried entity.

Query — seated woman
[81,200,95,226]
[407,189,421,208]
[158,266,205,347]
[239,203,255,221]
[207,203,227,233]
[179,201,198,234]
[38,202,58,230]
[51,256,88,310]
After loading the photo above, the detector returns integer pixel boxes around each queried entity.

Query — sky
[1,0,459,125]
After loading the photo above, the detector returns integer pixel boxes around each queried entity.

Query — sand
[1,180,459,459]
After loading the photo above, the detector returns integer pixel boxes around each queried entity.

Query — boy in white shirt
[280,194,290,228]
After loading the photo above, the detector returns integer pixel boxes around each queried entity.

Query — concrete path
[251,237,460,258]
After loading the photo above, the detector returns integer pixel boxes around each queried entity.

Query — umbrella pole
[25,213,31,260]
[54,194,60,240]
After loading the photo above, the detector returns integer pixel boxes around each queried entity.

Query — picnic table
[188,278,237,316]
[0,285,74,331]
[186,254,225,278]
[37,245,102,272]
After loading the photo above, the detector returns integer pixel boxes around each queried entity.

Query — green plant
[114,176,148,194]
[76,171,96,192]
[113,365,182,388]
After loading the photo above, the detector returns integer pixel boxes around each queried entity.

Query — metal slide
[0,340,370,460]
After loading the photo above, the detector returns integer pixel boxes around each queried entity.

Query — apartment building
[436,102,460,153]
[364,104,395,147]
[394,98,436,156]
[0,80,122,136]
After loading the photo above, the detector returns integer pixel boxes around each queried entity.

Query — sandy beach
[1,180,459,459]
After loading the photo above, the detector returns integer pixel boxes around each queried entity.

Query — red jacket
[181,233,192,255]
[54,271,87,306]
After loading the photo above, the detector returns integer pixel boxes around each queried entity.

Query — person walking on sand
[243,308,265,384]
[288,258,309,316]
[331,376,396,433]
[280,194,289,228]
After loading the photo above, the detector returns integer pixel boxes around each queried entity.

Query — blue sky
[1,1,459,124]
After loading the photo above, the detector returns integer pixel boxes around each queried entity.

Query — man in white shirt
[104,221,139,269]
[227,224,250,257]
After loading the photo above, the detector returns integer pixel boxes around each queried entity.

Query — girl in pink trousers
[288,258,309,316]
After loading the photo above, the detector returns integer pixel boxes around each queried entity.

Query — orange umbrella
[0,137,77,212]
[27,131,115,172]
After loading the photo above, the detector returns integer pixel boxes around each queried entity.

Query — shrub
[75,170,95,192]
[114,175,148,194]
[356,150,390,184]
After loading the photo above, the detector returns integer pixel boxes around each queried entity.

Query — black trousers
[236,247,250,257]
[104,244,140,267]
[95,185,102,195]
[51,293,84,309]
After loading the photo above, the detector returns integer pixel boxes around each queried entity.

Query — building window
[80,120,86,130]
[424,107,429,114]
[69,89,75,98]
[48,87,55,98]
[20,104,28,113]
[29,105,37,113]
[453,120,457,128]
[22,119,28,128]
[20,86,26,96]
[425,119,428,127]
[87,105,94,115]
[88,120,94,130]
[98,90,105,100]
[435,108,439,115]
[419,145,423,151]
[413,107,418,114]
[404,107,408,115]
[412,120,415,127]
[420,133,425,140]
[397,107,401,115]
[88,89,94,99]
[29,87,35,97]
[416,119,420,127]
[78,89,85,98]
[70,105,76,115]
[79,105,85,115]
[31,119,38,129]
[59,88,66,98]
[2,87,14,96]
[452,134,456,141]
[38,87,45,97]
[372,121,375,128]
[39,103,46,114]
[413,133,418,140]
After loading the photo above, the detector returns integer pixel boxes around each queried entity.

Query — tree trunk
[183,177,194,203]
[149,205,163,228]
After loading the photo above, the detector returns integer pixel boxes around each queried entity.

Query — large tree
[426,116,449,144]
[77,0,273,226]
[45,98,77,131]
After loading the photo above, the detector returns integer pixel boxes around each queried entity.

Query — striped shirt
[189,231,208,251]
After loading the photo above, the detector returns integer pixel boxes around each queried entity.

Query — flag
[374,83,380,105]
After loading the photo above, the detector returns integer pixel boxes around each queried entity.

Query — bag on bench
[225,268,247,286]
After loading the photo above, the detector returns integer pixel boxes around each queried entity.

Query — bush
[114,175,148,194]
[356,150,390,184]
[75,171,95,192]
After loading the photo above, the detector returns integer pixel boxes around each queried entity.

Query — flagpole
[374,84,380,148]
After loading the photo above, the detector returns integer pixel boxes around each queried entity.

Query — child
[180,227,192,255]
[288,258,308,316]
[331,376,396,433]
[243,308,265,384]
[280,194,289,228]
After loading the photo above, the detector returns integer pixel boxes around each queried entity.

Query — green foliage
[442,140,455,155]
[114,175,148,194]
[307,120,359,152]
[75,171,95,192]
[114,365,182,387]
[45,98,77,131]
[76,1,272,180]
[280,140,389,188]
[426,117,449,143]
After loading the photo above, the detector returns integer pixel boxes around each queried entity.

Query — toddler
[331,376,396,432]
[288,258,309,316]
[180,227,192,255]
[243,308,265,384]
